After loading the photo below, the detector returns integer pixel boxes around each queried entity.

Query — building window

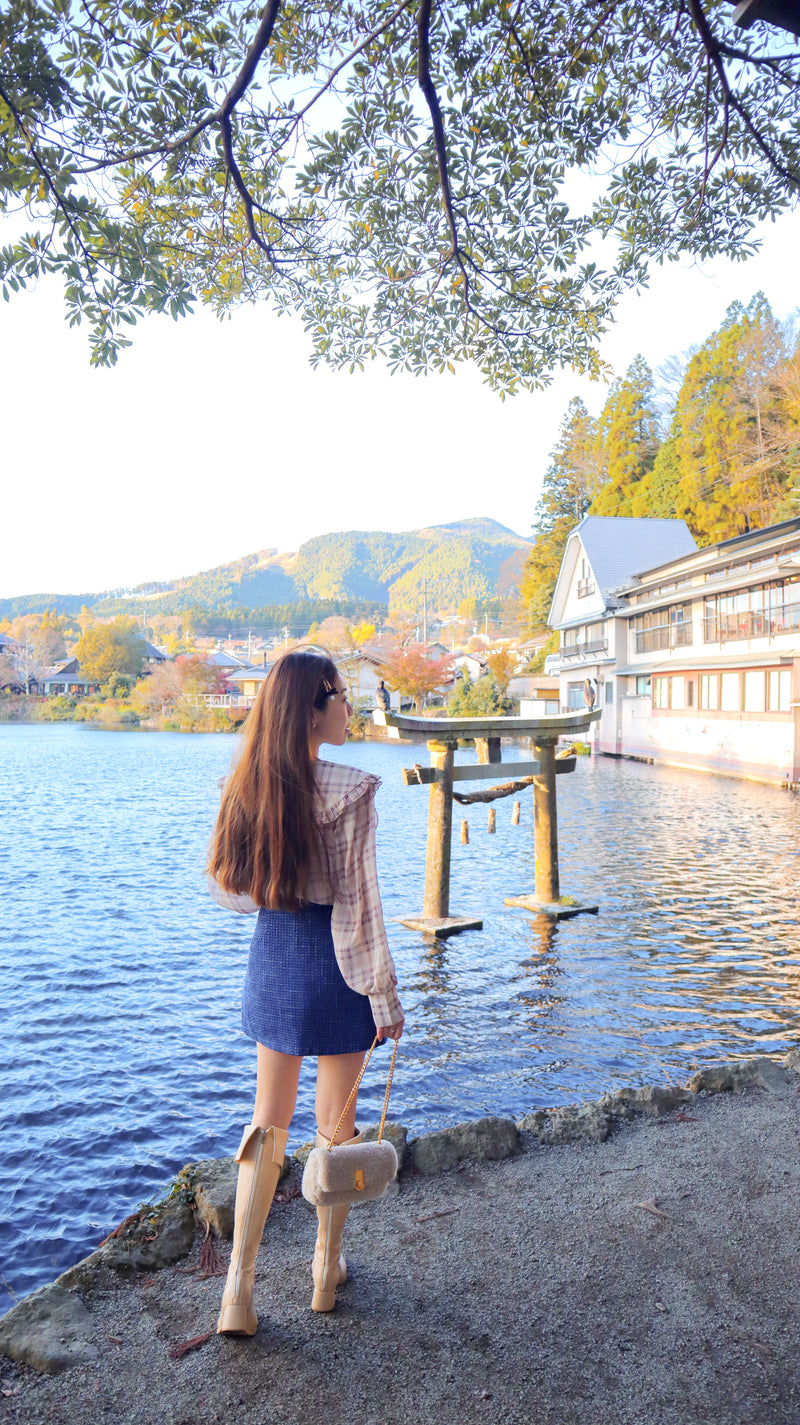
[699,674,718,710]
[567,681,585,710]
[669,676,685,710]
[720,672,740,711]
[632,603,692,654]
[605,681,613,704]
[635,675,651,696]
[703,577,800,643]
[687,680,694,708]
[768,668,791,712]
[561,623,607,657]
[653,676,669,709]
[743,670,766,712]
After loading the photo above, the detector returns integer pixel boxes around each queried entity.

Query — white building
[546,515,800,786]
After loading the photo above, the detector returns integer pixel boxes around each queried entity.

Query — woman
[207,650,404,1336]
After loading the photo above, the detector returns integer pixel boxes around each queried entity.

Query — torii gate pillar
[403,738,484,936]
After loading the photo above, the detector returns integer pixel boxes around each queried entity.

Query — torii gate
[372,707,602,935]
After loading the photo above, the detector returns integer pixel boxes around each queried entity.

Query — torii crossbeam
[372,707,602,935]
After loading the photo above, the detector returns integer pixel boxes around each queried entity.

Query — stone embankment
[1,1050,799,1424]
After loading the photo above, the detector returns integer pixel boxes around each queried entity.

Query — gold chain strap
[327,1035,399,1150]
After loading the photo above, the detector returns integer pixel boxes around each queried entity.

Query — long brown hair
[207,650,339,910]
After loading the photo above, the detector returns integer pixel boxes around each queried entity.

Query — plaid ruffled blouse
[208,760,402,1028]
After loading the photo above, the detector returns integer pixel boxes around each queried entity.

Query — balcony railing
[633,623,693,654]
[182,693,251,708]
[703,600,800,644]
[577,578,595,598]
[560,638,608,659]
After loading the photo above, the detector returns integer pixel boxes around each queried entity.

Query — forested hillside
[1,520,531,619]
[521,295,800,630]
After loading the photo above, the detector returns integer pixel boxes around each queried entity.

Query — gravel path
[1,1072,799,1425]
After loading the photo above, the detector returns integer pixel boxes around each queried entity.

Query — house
[453,652,486,681]
[546,515,800,786]
[40,659,99,697]
[510,675,561,716]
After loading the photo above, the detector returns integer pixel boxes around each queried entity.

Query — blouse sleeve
[329,787,403,1027]
[206,870,259,914]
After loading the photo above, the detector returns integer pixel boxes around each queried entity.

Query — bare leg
[253,1045,303,1131]
[315,1051,365,1142]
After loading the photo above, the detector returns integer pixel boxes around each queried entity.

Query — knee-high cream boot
[217,1123,289,1337]
[311,1128,360,1313]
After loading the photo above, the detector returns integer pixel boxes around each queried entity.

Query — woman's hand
[377,1018,404,1041]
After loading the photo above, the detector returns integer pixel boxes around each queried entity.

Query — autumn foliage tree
[74,618,147,683]
[484,647,518,698]
[130,654,229,718]
[521,292,800,629]
[379,644,453,713]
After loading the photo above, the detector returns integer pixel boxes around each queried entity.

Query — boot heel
[311,1285,337,1313]
[217,1302,258,1336]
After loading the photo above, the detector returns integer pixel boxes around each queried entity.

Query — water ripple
[1,722,799,1308]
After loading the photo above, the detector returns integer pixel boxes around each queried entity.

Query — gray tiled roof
[578,517,697,595]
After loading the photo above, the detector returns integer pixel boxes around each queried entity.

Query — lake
[1,721,799,1309]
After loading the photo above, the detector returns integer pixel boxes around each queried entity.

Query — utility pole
[423,578,428,646]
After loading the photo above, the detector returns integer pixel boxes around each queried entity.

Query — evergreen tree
[590,356,659,516]
[630,436,681,519]
[521,399,599,630]
[668,295,794,541]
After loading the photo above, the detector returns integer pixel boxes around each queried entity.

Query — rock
[361,1121,409,1173]
[0,1284,95,1375]
[688,1056,791,1097]
[185,1152,290,1241]
[293,1140,315,1169]
[55,1251,107,1295]
[517,1109,550,1135]
[185,1156,239,1241]
[411,1117,519,1176]
[524,1103,611,1145]
[606,1085,693,1118]
[784,1045,800,1074]
[99,1201,197,1277]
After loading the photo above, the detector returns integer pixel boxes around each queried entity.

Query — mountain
[0,518,532,618]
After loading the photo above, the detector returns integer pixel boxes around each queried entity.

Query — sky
[1,211,799,600]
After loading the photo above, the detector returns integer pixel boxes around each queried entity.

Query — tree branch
[265,0,417,161]
[219,110,272,258]
[80,0,284,173]
[416,0,497,335]
[686,0,799,188]
[0,79,103,295]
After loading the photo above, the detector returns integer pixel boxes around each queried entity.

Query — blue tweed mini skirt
[241,903,378,1056]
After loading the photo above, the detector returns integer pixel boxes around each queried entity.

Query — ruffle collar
[314,760,381,825]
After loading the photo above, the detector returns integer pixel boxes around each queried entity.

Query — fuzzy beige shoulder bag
[301,1036,399,1207]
